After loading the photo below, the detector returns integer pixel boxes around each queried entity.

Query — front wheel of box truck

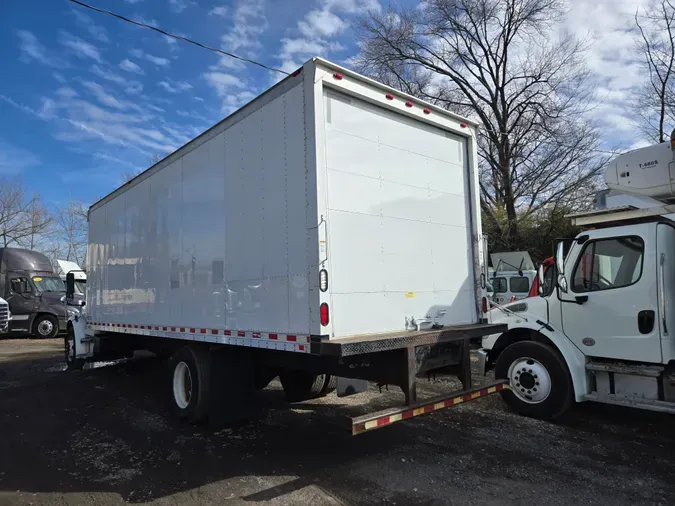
[495,341,573,420]
[168,346,211,423]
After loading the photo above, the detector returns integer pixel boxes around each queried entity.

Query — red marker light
[423,108,431,114]
[291,68,302,77]
[320,303,330,326]
[460,123,467,128]
[385,93,394,100]
[333,73,343,80]
[482,297,488,313]
[405,101,413,108]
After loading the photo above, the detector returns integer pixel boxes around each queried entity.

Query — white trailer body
[84,58,484,351]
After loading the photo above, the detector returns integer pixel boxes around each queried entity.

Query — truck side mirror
[66,272,75,300]
[555,242,568,293]
[537,264,545,296]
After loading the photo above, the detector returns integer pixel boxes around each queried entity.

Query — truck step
[585,362,664,377]
[585,392,675,414]
[81,336,95,343]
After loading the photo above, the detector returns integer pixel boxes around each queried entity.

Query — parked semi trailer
[65,58,506,434]
[481,130,675,419]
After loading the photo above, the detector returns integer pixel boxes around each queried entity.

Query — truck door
[6,275,35,332]
[657,223,675,362]
[560,225,662,363]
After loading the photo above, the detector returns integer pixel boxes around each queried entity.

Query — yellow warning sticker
[33,277,42,282]
[405,292,416,298]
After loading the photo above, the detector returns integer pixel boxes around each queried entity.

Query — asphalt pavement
[0,338,673,505]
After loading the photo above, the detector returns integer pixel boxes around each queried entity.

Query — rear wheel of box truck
[280,370,329,402]
[168,345,211,423]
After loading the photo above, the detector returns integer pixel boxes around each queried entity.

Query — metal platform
[317,323,507,357]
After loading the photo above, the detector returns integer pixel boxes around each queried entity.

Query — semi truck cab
[0,248,67,338]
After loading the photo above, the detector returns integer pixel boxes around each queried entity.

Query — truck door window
[509,276,530,293]
[571,236,644,293]
[492,277,507,293]
[10,277,31,294]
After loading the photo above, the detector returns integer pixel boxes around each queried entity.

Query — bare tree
[0,178,52,248]
[356,0,608,249]
[120,152,161,185]
[634,0,675,143]
[53,201,88,265]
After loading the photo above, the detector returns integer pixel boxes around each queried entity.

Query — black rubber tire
[64,326,85,370]
[320,374,337,395]
[495,340,573,420]
[167,346,211,423]
[279,371,326,402]
[33,315,59,339]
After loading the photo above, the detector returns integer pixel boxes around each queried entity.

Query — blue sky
[0,0,655,208]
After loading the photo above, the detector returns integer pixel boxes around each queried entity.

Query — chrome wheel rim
[507,357,552,404]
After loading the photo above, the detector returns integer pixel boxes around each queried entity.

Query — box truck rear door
[321,89,476,337]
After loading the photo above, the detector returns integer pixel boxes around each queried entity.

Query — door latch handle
[638,310,656,334]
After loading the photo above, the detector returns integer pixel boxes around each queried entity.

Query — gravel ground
[0,337,674,505]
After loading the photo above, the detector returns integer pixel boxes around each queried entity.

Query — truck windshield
[33,276,66,293]
[75,281,86,294]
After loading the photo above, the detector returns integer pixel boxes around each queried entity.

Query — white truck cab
[480,132,675,419]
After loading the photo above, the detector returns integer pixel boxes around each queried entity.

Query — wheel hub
[173,361,192,409]
[508,357,552,404]
[38,320,54,336]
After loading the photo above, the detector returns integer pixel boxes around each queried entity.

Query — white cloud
[276,0,377,73]
[71,8,109,43]
[220,0,268,56]
[56,87,78,98]
[158,79,193,93]
[193,96,205,102]
[60,32,103,63]
[130,48,170,66]
[0,140,41,175]
[119,59,144,74]
[124,0,145,3]
[209,5,229,17]
[16,30,67,68]
[203,72,251,114]
[82,81,128,110]
[53,72,67,83]
[298,9,349,38]
[169,0,194,13]
[91,65,144,95]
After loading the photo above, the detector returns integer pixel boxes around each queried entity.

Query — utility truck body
[66,58,505,434]
[481,134,675,418]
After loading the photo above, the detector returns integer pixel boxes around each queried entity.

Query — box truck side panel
[320,88,476,338]
[88,78,314,349]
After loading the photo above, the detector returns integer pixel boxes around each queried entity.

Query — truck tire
[495,341,573,420]
[279,371,326,401]
[33,315,58,339]
[64,326,85,370]
[168,346,211,423]
[320,374,337,395]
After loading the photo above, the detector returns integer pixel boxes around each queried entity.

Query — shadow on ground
[0,341,674,505]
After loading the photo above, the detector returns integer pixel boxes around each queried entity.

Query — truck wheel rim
[65,332,75,361]
[38,320,54,336]
[173,361,192,409]
[507,357,551,404]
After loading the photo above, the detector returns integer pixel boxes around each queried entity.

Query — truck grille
[0,303,9,324]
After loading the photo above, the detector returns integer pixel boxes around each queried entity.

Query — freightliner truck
[64,58,506,434]
[481,130,675,419]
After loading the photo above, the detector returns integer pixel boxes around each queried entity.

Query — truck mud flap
[350,380,509,435]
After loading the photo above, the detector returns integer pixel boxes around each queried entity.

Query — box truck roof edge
[87,57,480,217]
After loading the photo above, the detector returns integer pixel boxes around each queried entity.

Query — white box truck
[65,58,506,434]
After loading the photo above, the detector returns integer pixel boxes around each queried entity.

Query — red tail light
[482,297,488,313]
[320,303,329,326]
